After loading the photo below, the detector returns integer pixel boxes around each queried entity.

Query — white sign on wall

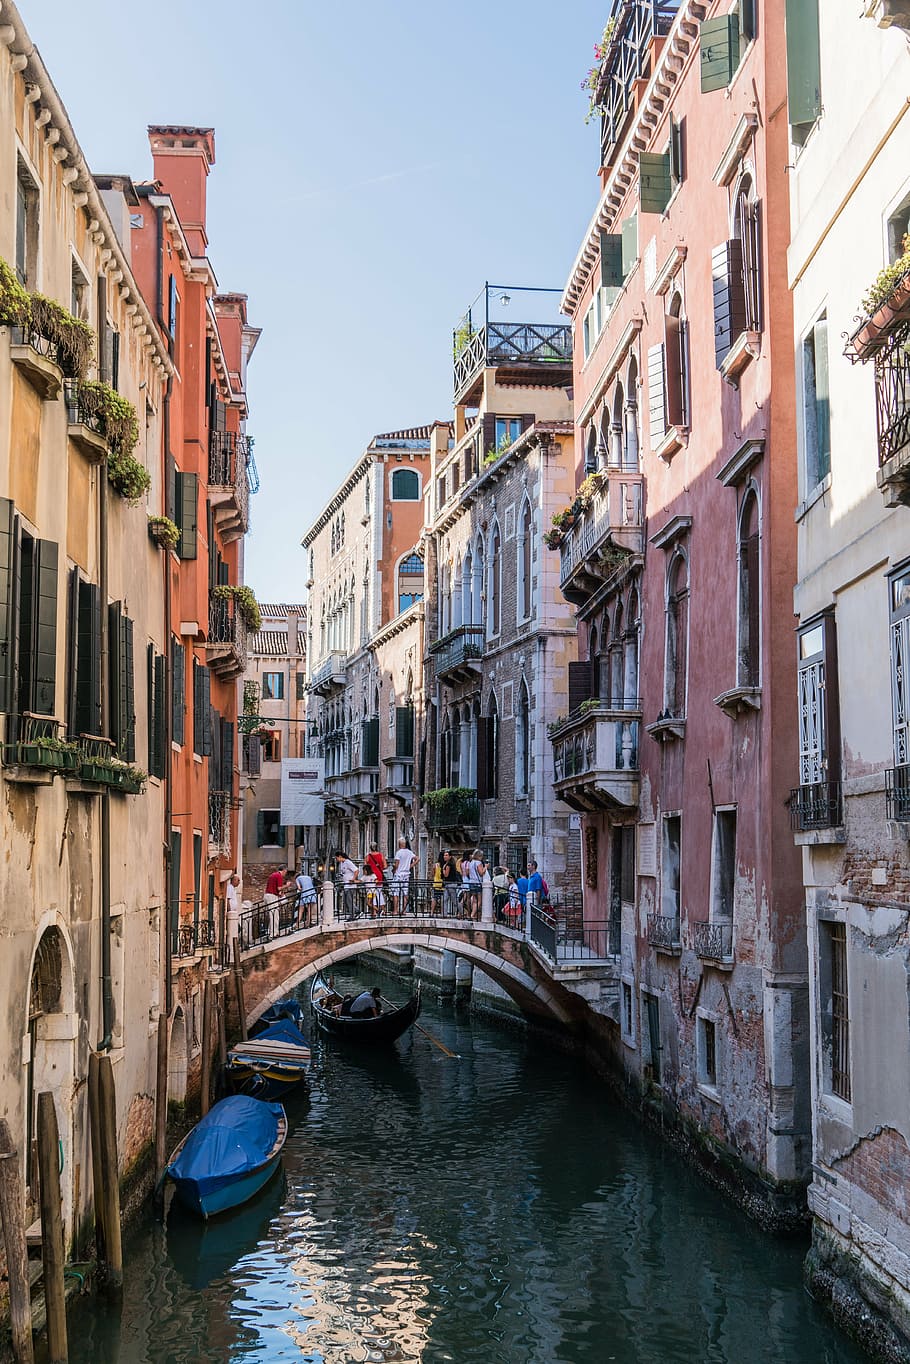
[280,758,325,827]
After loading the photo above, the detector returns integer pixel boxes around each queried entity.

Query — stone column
[321,876,335,928]
[480,872,494,925]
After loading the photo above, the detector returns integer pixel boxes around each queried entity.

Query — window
[890,566,910,784]
[171,638,185,746]
[664,554,689,718]
[737,491,761,686]
[488,523,501,636]
[666,293,688,429]
[661,814,681,921]
[734,177,762,333]
[697,1015,719,1088]
[15,159,38,288]
[494,417,521,451]
[478,693,499,800]
[398,551,424,614]
[71,260,89,320]
[296,671,306,701]
[643,990,661,1083]
[192,661,212,758]
[242,733,262,776]
[386,815,397,863]
[472,538,485,627]
[802,314,830,490]
[262,672,284,701]
[168,274,178,341]
[515,681,530,798]
[146,644,166,779]
[795,614,841,828]
[108,602,136,760]
[711,809,736,923]
[888,192,910,264]
[436,473,447,511]
[518,500,533,620]
[819,920,851,1103]
[621,980,634,1043]
[395,704,415,759]
[261,729,281,763]
[0,501,58,719]
[391,468,420,500]
[784,0,821,145]
[256,809,285,847]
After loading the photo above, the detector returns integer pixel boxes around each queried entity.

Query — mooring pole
[154,1014,168,1191]
[36,1093,67,1364]
[97,1055,122,1291]
[87,1052,105,1262]
[200,978,213,1117]
[232,938,248,1041]
[0,1119,34,1363]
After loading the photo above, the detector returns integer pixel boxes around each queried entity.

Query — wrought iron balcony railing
[424,788,480,831]
[454,321,572,399]
[559,473,644,600]
[208,429,251,534]
[647,913,680,951]
[597,1,682,170]
[208,790,231,852]
[790,781,843,832]
[886,764,910,821]
[693,920,733,962]
[428,623,484,678]
[207,591,248,679]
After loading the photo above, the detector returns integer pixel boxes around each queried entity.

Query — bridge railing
[237,890,320,955]
[333,878,471,922]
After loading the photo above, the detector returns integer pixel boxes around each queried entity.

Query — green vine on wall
[213,583,262,632]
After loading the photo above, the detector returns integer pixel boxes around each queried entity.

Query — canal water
[67,963,866,1364]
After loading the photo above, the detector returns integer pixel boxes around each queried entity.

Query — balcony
[558,473,644,604]
[209,430,251,540]
[596,1,682,171]
[647,913,681,953]
[64,380,108,462]
[452,285,572,403]
[424,787,480,833]
[693,920,734,965]
[428,623,484,683]
[8,323,63,400]
[550,703,640,812]
[790,781,845,842]
[208,790,232,856]
[886,765,910,822]
[309,651,347,695]
[206,591,247,680]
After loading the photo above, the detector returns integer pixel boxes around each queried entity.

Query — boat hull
[170,1152,282,1219]
[225,1062,307,1101]
[310,980,421,1044]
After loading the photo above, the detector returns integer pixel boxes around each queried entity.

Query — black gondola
[309,975,421,1043]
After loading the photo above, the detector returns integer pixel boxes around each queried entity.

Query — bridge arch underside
[244,932,576,1030]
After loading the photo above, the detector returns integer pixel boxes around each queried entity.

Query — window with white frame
[488,522,502,636]
[661,813,681,922]
[664,552,689,718]
[710,808,736,924]
[15,157,39,288]
[818,918,851,1104]
[517,500,533,622]
[802,313,830,492]
[391,468,420,500]
[696,1012,719,1090]
[515,680,530,798]
[621,978,635,1044]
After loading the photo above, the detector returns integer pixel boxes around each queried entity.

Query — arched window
[589,622,600,698]
[480,691,499,800]
[462,548,473,625]
[624,584,640,705]
[610,383,625,468]
[625,356,640,468]
[517,499,533,621]
[391,467,420,500]
[488,521,502,637]
[472,536,485,627]
[665,553,689,718]
[398,550,424,614]
[734,173,762,332]
[450,709,462,787]
[737,490,760,687]
[515,681,531,798]
[585,425,598,474]
[441,712,451,786]
[610,602,624,705]
[598,611,611,702]
[452,553,463,629]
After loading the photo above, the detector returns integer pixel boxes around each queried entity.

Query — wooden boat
[225,1019,311,1100]
[255,997,306,1032]
[166,1095,287,1219]
[310,975,421,1044]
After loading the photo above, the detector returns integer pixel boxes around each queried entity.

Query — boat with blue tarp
[166,1095,287,1219]
[255,997,305,1031]
[225,1018,311,1099]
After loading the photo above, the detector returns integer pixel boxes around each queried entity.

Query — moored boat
[225,1018,311,1100]
[166,1095,287,1219]
[310,974,420,1044]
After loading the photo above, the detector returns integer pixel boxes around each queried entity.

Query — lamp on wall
[499,293,511,307]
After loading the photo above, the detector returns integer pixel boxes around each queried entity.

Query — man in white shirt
[391,837,415,915]
[225,873,241,963]
[335,852,359,917]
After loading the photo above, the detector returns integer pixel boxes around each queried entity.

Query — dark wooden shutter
[648,342,667,448]
[568,660,593,714]
[481,415,496,457]
[166,455,177,526]
[600,232,624,288]
[111,331,120,392]
[744,201,762,331]
[700,13,739,92]
[362,716,379,767]
[0,497,16,713]
[785,0,821,129]
[193,661,202,756]
[76,581,101,735]
[639,152,671,214]
[152,651,166,777]
[664,314,684,428]
[31,539,58,716]
[123,613,135,760]
[712,240,747,367]
[176,472,198,560]
[171,639,185,746]
[65,569,79,735]
[620,826,636,902]
[476,714,489,800]
[244,733,262,777]
[277,821,286,848]
[395,706,414,758]
[96,275,110,383]
[108,603,132,755]
[212,399,227,432]
[201,664,212,757]
[668,114,683,188]
[256,809,266,846]
[168,274,177,339]
[222,719,234,791]
[621,214,638,276]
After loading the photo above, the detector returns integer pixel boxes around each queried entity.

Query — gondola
[309,974,421,1044]
[166,1095,287,1219]
[224,1018,311,1100]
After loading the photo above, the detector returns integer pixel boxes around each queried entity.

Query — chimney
[147,126,215,255]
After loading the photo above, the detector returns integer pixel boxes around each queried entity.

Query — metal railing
[598,0,682,167]
[64,379,108,442]
[10,323,60,367]
[208,429,251,523]
[208,790,231,853]
[454,321,571,396]
[424,789,481,831]
[693,920,733,962]
[208,592,248,671]
[886,764,910,821]
[790,781,843,832]
[238,890,320,950]
[559,475,643,589]
[309,651,347,693]
[428,623,484,675]
[647,914,681,951]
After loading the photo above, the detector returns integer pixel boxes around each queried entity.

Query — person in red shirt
[365,844,386,884]
[264,868,290,939]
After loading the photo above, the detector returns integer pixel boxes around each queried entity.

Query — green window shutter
[600,232,625,288]
[712,239,747,367]
[785,0,820,130]
[395,706,414,758]
[222,719,234,791]
[621,214,638,277]
[362,716,379,767]
[648,342,667,449]
[639,152,671,214]
[700,14,739,93]
[175,471,198,560]
[277,822,286,848]
[169,830,181,933]
[108,603,124,751]
[65,568,79,735]
[201,664,212,757]
[0,498,15,713]
[813,316,831,482]
[147,644,157,774]
[668,114,683,188]
[166,456,177,527]
[193,660,202,756]
[32,539,58,716]
[154,653,166,777]
[76,581,101,735]
[172,638,185,747]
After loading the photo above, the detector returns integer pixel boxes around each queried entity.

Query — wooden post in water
[87,1051,105,1261]
[36,1093,67,1364]
[155,1014,168,1187]
[0,1119,34,1363]
[232,939,248,1042]
[217,981,227,1066]
[200,978,213,1117]
[97,1055,122,1290]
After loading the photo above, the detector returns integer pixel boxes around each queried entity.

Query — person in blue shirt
[527,859,544,905]
[516,873,529,906]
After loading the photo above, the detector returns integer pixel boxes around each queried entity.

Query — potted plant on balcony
[10,734,81,771]
[109,759,147,794]
[0,258,32,331]
[581,17,616,123]
[148,515,180,550]
[853,236,910,355]
[212,584,262,633]
[29,294,94,379]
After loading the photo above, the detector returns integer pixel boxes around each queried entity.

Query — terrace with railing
[595,1,683,172]
[453,284,572,403]
[789,781,844,835]
[427,623,484,681]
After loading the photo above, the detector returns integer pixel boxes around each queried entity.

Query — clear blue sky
[29,0,605,600]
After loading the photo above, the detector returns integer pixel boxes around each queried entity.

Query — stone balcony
[559,473,644,606]
[309,651,347,696]
[427,623,484,684]
[550,702,641,812]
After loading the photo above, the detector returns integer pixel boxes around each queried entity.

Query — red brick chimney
[147,126,215,254]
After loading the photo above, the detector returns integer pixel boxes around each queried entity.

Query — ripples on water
[67,965,867,1363]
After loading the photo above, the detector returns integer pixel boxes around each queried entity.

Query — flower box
[81,760,117,784]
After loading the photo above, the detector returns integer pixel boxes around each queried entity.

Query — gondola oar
[380,994,459,1059]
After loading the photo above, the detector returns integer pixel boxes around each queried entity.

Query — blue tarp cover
[169,1096,282,1187]
[259,998,304,1028]
[254,1020,308,1049]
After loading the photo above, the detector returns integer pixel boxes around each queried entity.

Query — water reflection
[67,965,865,1363]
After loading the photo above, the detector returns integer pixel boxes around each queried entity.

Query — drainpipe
[163,372,174,1018]
[97,458,113,1050]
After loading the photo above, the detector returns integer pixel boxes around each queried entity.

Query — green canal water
[67,964,867,1364]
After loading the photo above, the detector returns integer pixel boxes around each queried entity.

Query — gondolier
[349,988,382,1018]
